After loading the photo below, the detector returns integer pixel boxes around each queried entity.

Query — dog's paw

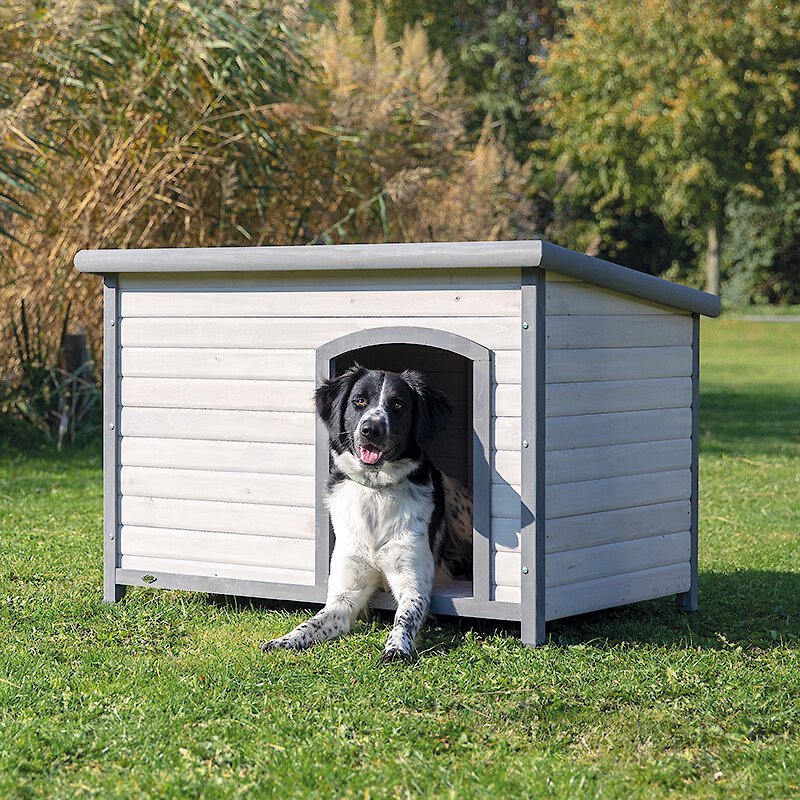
[260,635,306,652]
[379,647,413,664]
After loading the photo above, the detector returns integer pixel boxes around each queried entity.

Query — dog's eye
[353,397,367,408]
[391,400,404,411]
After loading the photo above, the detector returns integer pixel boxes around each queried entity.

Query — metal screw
[109,319,115,326]
[522,321,529,329]
[108,532,114,540]
[109,423,115,430]
[522,440,529,448]
[522,566,529,574]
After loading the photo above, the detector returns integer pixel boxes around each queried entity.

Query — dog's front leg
[261,549,379,652]
[378,539,435,661]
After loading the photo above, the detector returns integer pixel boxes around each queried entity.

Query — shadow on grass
[700,386,800,457]
[547,569,798,650]
[209,569,798,654]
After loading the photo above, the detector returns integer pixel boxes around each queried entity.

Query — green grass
[1,318,799,799]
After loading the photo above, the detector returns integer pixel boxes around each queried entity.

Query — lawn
[1,318,798,799]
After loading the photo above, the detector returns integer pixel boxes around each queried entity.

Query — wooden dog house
[74,241,721,645]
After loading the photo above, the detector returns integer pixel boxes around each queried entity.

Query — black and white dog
[261,365,472,661]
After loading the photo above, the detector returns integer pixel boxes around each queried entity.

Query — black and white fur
[261,365,472,661]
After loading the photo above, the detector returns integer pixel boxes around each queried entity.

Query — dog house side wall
[112,267,523,607]
[494,273,696,620]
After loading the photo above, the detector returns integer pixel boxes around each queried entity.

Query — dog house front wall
[111,266,524,611]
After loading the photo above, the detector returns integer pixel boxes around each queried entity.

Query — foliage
[1,319,799,797]
[0,0,535,366]
[370,0,562,162]
[540,0,800,289]
[0,300,99,447]
[723,193,800,306]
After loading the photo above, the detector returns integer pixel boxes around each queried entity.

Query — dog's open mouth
[358,444,383,466]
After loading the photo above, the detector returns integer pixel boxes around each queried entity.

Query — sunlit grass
[0,318,798,798]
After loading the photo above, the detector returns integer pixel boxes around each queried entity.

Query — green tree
[540,0,800,295]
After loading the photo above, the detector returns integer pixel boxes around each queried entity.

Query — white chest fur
[326,476,433,555]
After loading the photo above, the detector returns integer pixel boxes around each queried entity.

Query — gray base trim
[115,571,521,621]
[115,570,327,604]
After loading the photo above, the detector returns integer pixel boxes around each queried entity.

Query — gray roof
[73,240,721,317]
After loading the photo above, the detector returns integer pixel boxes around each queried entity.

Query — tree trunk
[705,207,724,296]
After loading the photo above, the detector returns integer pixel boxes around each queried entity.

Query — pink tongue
[358,445,382,465]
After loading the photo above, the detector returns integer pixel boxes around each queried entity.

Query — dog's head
[315,366,453,469]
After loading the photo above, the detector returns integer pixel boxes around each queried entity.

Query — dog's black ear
[401,370,453,446]
[315,365,367,440]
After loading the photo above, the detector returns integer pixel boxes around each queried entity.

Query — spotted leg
[378,540,435,661]
[261,550,379,652]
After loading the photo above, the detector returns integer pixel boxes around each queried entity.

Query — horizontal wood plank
[493,450,521,487]
[491,484,521,520]
[120,466,315,508]
[120,288,520,318]
[546,377,691,417]
[546,281,679,316]
[546,439,692,486]
[546,346,692,383]
[120,267,524,292]
[546,500,691,553]
[544,563,691,620]
[121,347,315,380]
[121,316,521,351]
[494,417,521,451]
[120,496,315,537]
[545,532,690,589]
[546,315,692,349]
[121,377,316,412]
[545,408,692,451]
[493,351,521,385]
[120,526,314,571]
[120,437,316,476]
[494,532,690,589]
[491,500,691,555]
[121,407,316,444]
[546,469,692,519]
[118,554,315,586]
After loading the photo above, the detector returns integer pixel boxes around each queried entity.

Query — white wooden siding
[121,316,520,350]
[118,268,522,587]
[492,276,694,616]
[121,437,316,476]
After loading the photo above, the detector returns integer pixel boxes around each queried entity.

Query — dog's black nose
[361,420,378,437]
[360,420,383,439]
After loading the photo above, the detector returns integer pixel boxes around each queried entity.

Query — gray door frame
[315,326,511,618]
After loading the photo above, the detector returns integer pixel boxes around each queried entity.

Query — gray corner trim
[520,268,547,645]
[103,275,125,603]
[115,569,327,604]
[315,325,493,605]
[539,241,721,318]
[677,314,700,612]
[74,240,543,275]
